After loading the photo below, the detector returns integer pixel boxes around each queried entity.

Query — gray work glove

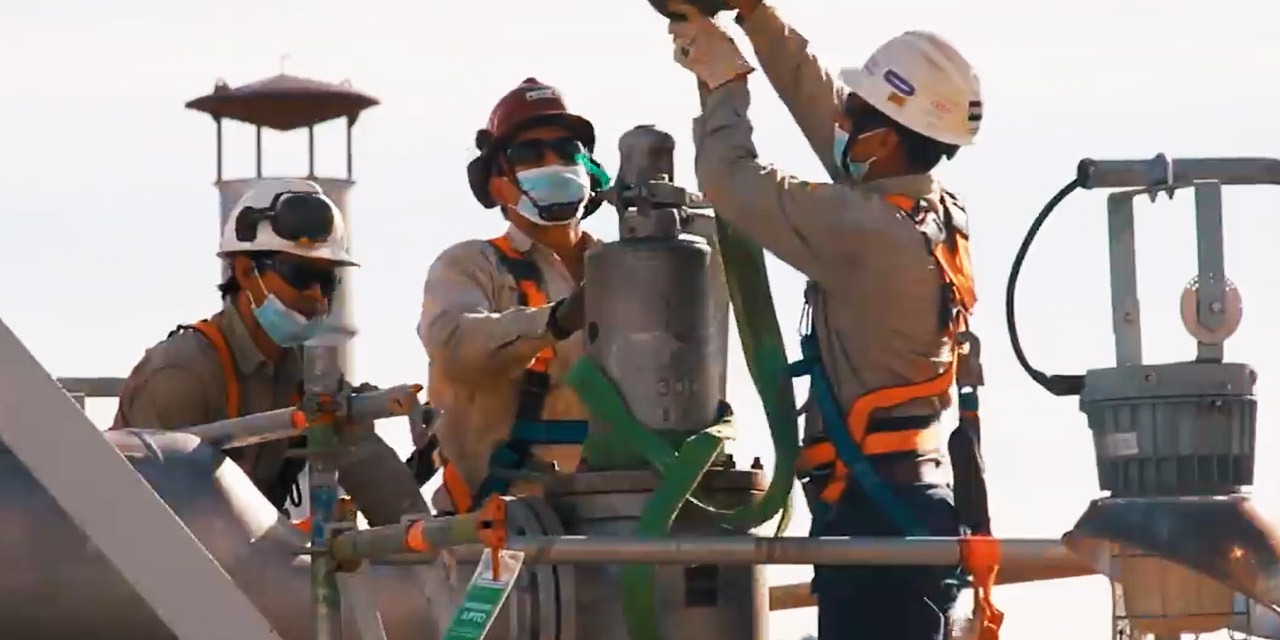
[547,283,586,340]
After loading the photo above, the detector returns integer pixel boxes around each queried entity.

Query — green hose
[564,215,800,640]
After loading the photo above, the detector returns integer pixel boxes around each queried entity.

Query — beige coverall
[699,4,957,444]
[111,301,427,526]
[418,224,596,509]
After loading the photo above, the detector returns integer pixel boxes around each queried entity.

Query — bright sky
[5,1,1280,638]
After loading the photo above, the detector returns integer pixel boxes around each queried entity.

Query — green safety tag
[441,548,525,640]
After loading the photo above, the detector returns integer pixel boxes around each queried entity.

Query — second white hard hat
[217,179,357,266]
[839,31,982,147]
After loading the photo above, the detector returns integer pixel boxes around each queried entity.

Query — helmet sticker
[882,69,916,97]
[525,87,559,101]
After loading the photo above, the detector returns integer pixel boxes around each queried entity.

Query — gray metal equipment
[569,124,764,640]
[584,125,726,441]
[0,313,447,640]
[1005,154,1280,638]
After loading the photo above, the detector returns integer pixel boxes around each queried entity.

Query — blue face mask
[832,124,875,183]
[251,273,326,347]
[512,164,591,225]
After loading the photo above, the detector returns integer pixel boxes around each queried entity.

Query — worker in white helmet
[415,78,611,515]
[664,2,995,639]
[111,178,428,527]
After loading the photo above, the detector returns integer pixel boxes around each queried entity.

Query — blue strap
[472,419,590,505]
[790,333,928,538]
[511,419,589,445]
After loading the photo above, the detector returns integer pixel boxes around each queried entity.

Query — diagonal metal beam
[0,318,281,640]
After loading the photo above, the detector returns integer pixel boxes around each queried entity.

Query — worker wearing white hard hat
[111,178,429,528]
[664,1,994,639]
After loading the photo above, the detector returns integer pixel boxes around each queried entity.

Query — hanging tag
[441,548,525,640]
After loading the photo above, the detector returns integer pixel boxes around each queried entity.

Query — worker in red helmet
[413,78,611,515]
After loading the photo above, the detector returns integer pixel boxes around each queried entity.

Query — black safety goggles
[235,191,336,246]
[504,136,585,168]
[256,255,340,298]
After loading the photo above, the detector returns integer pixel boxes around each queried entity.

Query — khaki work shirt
[694,4,958,444]
[112,302,305,493]
[111,302,425,524]
[418,224,596,501]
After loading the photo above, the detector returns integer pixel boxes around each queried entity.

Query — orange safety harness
[789,192,1000,637]
[794,192,975,496]
[170,319,307,514]
[440,235,589,513]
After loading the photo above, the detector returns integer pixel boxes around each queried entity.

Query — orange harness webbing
[791,191,999,637]
[188,319,312,529]
[441,235,558,514]
[190,320,241,419]
[794,192,976,500]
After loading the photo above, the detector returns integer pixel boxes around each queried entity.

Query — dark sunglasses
[504,136,585,168]
[235,191,336,246]
[257,256,340,297]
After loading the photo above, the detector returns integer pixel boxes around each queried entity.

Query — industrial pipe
[372,535,1076,567]
[766,553,1100,610]
[330,497,507,564]
[179,383,422,448]
[1076,154,1280,189]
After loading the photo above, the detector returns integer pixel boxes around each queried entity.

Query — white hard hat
[217,179,357,266]
[839,31,982,146]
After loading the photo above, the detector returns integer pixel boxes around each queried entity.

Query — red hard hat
[481,77,596,152]
[467,78,600,209]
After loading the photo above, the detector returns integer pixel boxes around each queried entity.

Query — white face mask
[511,164,592,225]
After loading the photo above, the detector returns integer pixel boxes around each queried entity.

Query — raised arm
[418,243,558,386]
[737,2,850,180]
[693,80,895,280]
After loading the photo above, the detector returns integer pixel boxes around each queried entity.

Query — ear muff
[467,128,501,209]
[467,154,499,209]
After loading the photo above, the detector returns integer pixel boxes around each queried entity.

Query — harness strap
[441,235,587,513]
[490,234,556,420]
[791,191,975,524]
[790,333,929,537]
[187,320,240,418]
[789,191,1000,630]
[180,319,306,511]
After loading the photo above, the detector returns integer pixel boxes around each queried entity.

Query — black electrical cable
[1004,178,1088,397]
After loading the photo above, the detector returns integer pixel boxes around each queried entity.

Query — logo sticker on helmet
[967,100,983,122]
[525,88,559,101]
[882,69,916,97]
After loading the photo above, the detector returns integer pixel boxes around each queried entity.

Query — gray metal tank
[546,469,768,640]
[584,126,722,443]
[0,429,443,640]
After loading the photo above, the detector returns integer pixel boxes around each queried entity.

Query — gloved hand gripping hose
[565,215,799,640]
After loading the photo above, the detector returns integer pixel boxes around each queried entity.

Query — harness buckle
[956,331,984,388]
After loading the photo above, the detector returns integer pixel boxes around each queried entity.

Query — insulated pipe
[373,536,1076,567]
[329,498,507,564]
[179,384,422,448]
